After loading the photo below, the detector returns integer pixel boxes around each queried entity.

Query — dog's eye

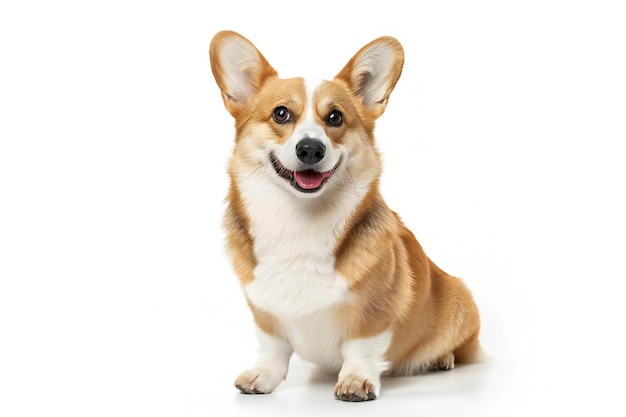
[327,110,343,127]
[273,106,292,123]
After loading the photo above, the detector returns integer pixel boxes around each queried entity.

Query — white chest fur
[241,178,357,319]
[282,307,344,371]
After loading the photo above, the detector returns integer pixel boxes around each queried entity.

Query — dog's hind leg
[453,331,482,364]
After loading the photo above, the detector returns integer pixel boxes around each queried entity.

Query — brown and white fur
[209,30,481,402]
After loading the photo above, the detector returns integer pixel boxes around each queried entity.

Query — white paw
[234,367,286,394]
[436,352,455,370]
[335,374,379,402]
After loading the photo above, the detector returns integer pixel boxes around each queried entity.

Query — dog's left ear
[335,37,404,118]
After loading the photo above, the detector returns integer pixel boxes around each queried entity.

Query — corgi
[209,30,481,402]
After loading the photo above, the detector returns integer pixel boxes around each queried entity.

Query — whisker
[244,162,264,182]
[343,167,361,198]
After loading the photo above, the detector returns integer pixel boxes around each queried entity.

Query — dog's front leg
[335,330,393,401]
[234,326,293,394]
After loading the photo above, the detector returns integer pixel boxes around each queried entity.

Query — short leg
[234,327,293,394]
[453,332,482,364]
[434,352,455,370]
[335,331,392,402]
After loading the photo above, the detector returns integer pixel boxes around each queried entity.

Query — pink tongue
[294,170,326,189]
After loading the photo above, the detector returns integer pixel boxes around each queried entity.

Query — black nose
[296,138,326,164]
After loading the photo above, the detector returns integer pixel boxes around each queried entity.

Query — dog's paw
[435,352,455,371]
[234,367,285,394]
[334,375,379,402]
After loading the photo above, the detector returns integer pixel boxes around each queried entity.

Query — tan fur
[334,186,481,373]
[210,30,481,396]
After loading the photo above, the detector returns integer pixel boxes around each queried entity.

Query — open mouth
[270,153,341,193]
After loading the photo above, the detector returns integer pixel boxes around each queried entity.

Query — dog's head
[210,31,404,200]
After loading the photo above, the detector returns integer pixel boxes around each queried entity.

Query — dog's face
[210,31,404,200]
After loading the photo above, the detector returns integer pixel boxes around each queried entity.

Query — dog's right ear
[210,31,277,118]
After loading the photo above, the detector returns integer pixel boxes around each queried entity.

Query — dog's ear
[335,37,404,118]
[210,31,277,118]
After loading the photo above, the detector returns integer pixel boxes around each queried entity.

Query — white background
[1,1,625,416]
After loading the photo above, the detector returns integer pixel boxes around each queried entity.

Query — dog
[209,30,481,402]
